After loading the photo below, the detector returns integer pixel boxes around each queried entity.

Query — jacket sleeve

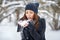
[38,18,46,33]
[38,18,46,40]
[27,18,46,40]
[17,24,23,32]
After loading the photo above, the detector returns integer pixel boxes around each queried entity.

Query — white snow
[0,18,22,40]
[45,21,60,40]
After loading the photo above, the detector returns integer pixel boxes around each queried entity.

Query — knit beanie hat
[25,3,39,14]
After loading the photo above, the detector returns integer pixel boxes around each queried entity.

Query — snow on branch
[39,10,54,18]
[0,8,16,22]
[39,10,60,22]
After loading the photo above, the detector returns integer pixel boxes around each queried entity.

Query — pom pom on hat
[34,3,39,8]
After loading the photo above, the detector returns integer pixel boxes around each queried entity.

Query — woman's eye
[30,12,33,14]
[26,12,28,14]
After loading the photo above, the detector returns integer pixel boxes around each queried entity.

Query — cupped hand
[18,20,29,28]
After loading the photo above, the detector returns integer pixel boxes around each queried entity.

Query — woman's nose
[28,14,30,17]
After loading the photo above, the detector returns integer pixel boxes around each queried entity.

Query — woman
[17,3,46,40]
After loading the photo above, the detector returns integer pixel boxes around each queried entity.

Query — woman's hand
[18,20,29,28]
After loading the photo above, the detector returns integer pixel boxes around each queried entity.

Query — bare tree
[38,0,60,30]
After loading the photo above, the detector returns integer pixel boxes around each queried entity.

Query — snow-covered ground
[0,18,22,40]
[45,22,60,40]
[0,18,60,40]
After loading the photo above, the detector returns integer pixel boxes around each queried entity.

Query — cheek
[30,14,34,18]
[26,14,28,17]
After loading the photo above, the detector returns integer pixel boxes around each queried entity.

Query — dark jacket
[17,18,46,40]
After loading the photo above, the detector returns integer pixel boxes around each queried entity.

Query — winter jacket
[17,17,46,40]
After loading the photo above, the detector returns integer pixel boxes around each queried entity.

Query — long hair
[20,13,40,31]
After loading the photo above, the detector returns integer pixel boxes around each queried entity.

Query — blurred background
[0,0,60,40]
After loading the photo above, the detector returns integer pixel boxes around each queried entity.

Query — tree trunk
[15,8,19,25]
[53,13,59,30]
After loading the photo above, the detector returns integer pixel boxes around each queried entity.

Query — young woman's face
[25,10,34,20]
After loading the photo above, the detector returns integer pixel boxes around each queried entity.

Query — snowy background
[0,0,60,40]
